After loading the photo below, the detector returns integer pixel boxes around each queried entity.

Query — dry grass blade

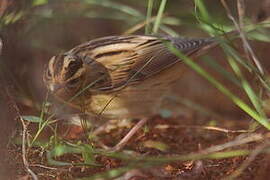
[5,88,38,180]
[221,0,264,75]
[237,0,245,28]
[224,141,270,179]
[200,133,263,154]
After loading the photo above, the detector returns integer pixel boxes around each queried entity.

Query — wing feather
[69,35,215,91]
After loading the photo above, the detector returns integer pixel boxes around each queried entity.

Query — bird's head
[44,53,87,99]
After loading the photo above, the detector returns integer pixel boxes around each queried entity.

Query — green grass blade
[145,0,154,34]
[160,24,179,36]
[202,56,242,87]
[82,0,143,17]
[82,149,250,180]
[227,56,267,118]
[153,0,167,34]
[166,43,270,130]
[194,0,210,21]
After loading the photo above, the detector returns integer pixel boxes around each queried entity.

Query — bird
[44,35,219,151]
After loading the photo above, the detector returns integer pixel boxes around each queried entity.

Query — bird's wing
[70,35,215,91]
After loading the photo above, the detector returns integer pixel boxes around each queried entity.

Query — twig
[154,124,250,133]
[221,0,264,75]
[200,133,263,154]
[30,164,57,170]
[5,88,38,180]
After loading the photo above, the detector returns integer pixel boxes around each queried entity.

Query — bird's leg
[111,118,148,151]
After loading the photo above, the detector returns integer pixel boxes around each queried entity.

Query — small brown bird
[44,35,218,150]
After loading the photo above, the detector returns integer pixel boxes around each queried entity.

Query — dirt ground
[2,111,270,180]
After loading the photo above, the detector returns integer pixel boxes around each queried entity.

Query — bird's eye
[65,60,83,80]
[67,77,80,87]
